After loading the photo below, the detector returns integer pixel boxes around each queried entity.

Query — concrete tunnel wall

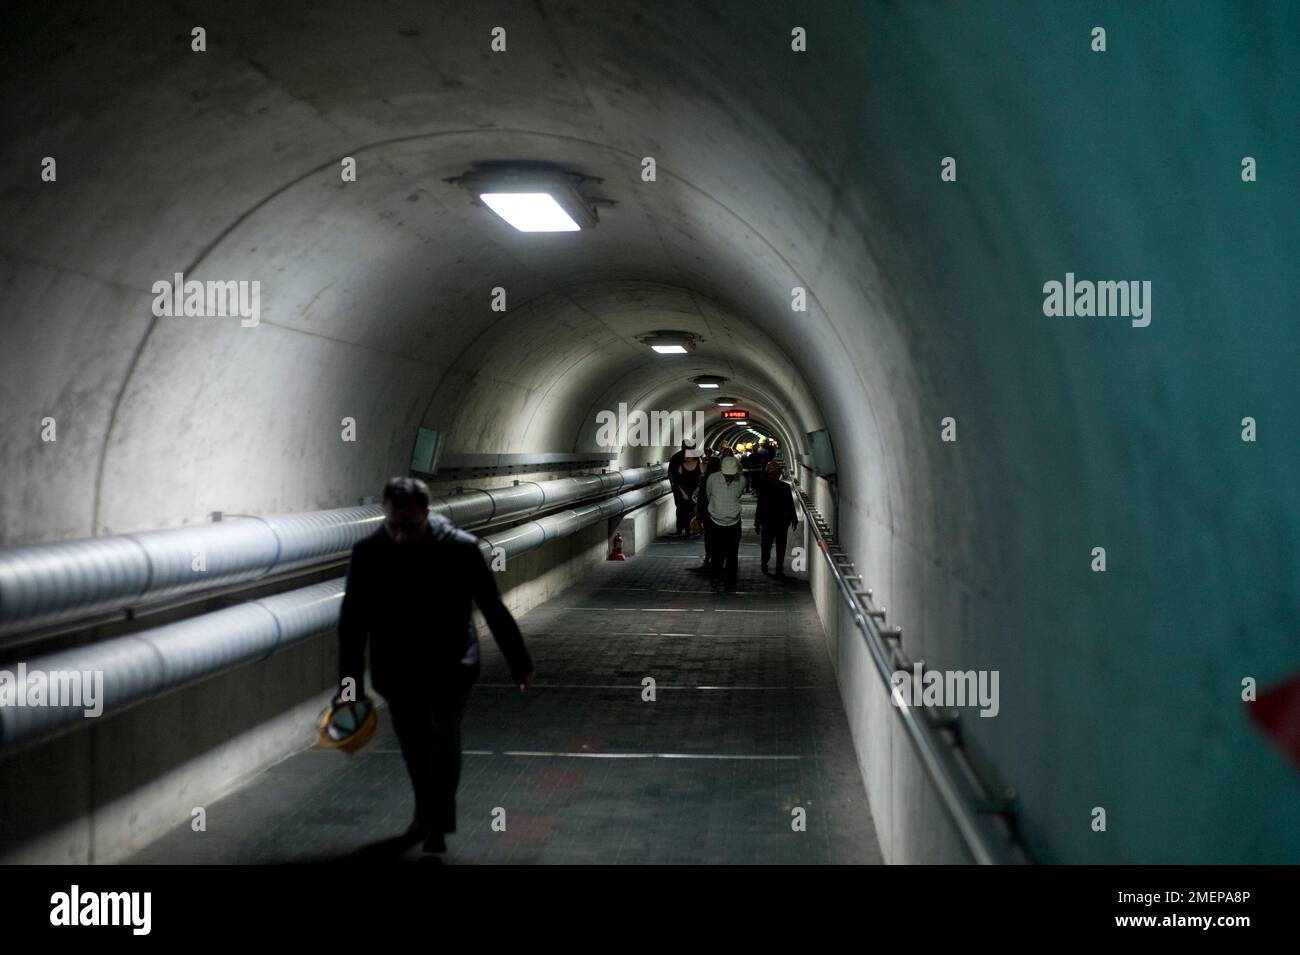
[1,0,1297,863]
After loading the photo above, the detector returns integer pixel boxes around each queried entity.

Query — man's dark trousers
[700,513,715,569]
[761,523,788,572]
[713,520,742,588]
[385,661,479,835]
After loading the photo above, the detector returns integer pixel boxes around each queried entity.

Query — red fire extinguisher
[608,532,626,560]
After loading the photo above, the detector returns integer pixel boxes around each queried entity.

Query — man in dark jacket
[666,439,697,535]
[754,462,798,577]
[337,477,534,854]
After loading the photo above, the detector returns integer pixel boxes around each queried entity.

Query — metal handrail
[794,487,1033,864]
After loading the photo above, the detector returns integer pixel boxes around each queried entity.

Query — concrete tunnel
[0,0,1297,868]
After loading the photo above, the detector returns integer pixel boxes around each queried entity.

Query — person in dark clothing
[754,461,798,577]
[690,455,722,574]
[337,476,534,854]
[672,449,702,536]
[667,438,692,474]
[667,440,699,536]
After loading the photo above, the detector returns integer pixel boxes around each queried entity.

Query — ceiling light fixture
[640,331,697,355]
[692,374,727,390]
[480,193,580,232]
[447,162,608,232]
[715,396,737,406]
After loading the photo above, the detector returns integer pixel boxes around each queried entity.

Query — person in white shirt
[706,455,745,591]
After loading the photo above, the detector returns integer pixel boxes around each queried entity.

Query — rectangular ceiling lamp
[457,165,600,232]
[479,193,581,232]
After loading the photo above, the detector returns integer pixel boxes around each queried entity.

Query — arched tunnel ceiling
[2,0,872,541]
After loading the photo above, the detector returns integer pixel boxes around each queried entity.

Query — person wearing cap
[705,454,746,592]
[754,461,798,577]
[667,439,699,536]
[337,476,535,855]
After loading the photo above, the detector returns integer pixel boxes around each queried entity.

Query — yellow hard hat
[317,696,378,755]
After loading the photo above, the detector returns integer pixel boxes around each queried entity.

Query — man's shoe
[761,563,769,574]
[400,821,433,847]
[422,832,447,854]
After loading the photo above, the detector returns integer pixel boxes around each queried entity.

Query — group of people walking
[668,439,799,592]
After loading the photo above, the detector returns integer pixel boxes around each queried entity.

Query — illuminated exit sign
[721,409,749,420]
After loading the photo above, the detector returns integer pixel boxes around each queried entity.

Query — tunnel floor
[129,503,883,864]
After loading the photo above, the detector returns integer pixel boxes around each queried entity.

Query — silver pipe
[0,480,670,752]
[475,481,669,560]
[0,465,666,637]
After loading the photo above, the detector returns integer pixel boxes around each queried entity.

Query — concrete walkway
[130,503,883,864]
